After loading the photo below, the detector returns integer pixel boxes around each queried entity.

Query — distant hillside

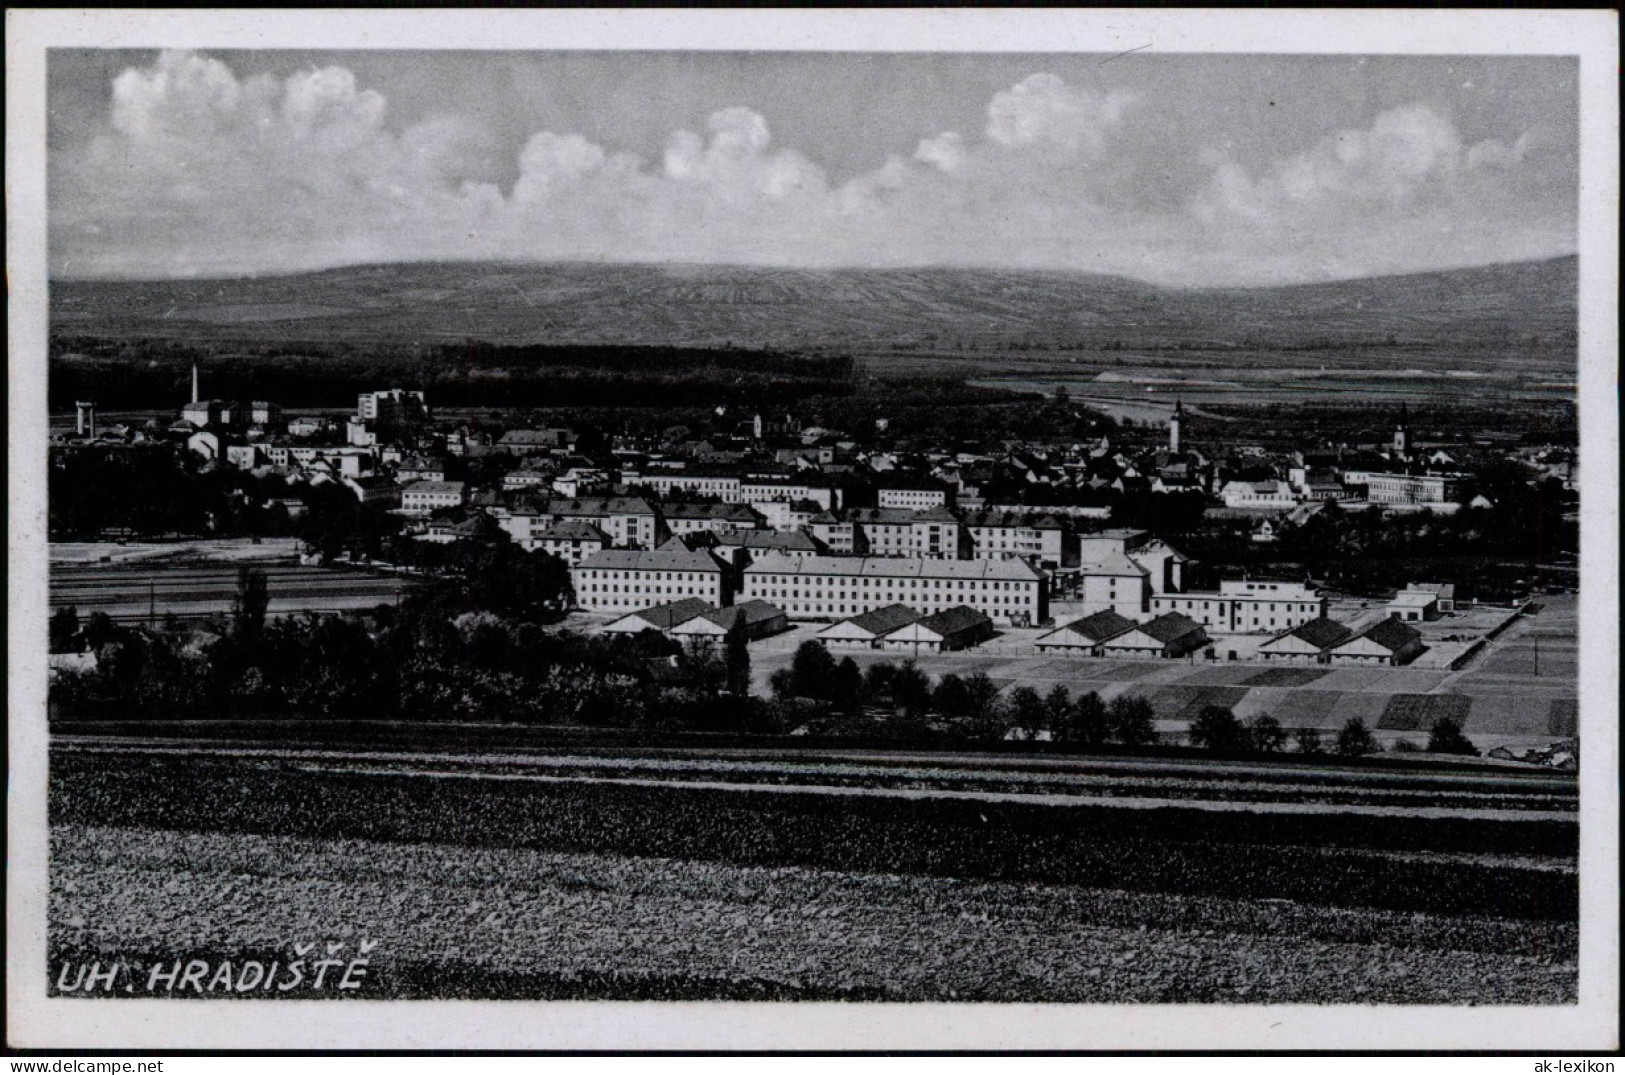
[50,256,1576,370]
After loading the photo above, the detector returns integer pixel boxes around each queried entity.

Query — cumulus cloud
[984,73,1132,159]
[49,52,1575,284]
[1185,104,1574,279]
[913,132,965,173]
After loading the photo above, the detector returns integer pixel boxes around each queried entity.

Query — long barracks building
[738,552,1046,626]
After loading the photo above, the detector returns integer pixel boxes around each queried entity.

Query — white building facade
[740,553,1046,626]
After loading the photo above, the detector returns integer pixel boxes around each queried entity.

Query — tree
[768,667,797,701]
[1189,705,1247,755]
[723,618,751,696]
[49,606,81,653]
[1109,694,1158,747]
[232,566,270,640]
[890,660,933,716]
[962,673,1002,723]
[1043,685,1073,734]
[789,640,839,700]
[1294,726,1324,755]
[1006,686,1046,733]
[863,661,896,703]
[831,655,864,711]
[1248,714,1288,754]
[81,611,119,653]
[1426,717,1480,757]
[1335,717,1379,758]
[932,674,973,720]
[1063,690,1111,749]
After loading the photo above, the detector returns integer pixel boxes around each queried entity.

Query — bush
[1294,727,1324,755]
[1427,717,1481,757]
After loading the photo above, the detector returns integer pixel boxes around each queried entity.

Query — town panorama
[39,43,1584,1016]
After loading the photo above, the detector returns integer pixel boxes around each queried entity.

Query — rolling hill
[50,256,1576,373]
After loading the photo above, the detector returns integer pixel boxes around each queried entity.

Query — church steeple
[1168,399,1183,454]
[1393,403,1410,458]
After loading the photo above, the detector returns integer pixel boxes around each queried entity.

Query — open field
[50,561,414,622]
[740,596,1577,749]
[48,740,1576,1002]
[49,538,304,566]
[970,368,1576,419]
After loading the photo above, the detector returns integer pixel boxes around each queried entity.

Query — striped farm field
[47,734,1575,1002]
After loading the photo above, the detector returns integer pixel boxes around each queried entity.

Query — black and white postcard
[6,9,1618,1052]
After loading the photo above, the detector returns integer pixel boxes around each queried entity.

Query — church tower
[1393,404,1410,459]
[1168,399,1183,455]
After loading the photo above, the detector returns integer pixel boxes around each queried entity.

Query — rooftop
[577,548,726,574]
[743,552,1043,582]
[833,603,924,635]
[612,597,716,630]
[1051,609,1137,643]
[1271,616,1354,649]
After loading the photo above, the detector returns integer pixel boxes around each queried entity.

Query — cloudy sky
[47,49,1578,285]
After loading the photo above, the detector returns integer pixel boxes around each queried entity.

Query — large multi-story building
[571,547,732,612]
[1075,551,1151,618]
[400,480,468,515]
[963,510,1070,567]
[877,480,950,510]
[357,389,427,429]
[750,499,821,533]
[1219,480,1298,509]
[527,521,610,565]
[739,552,1046,626]
[1343,471,1464,506]
[626,468,743,502]
[1151,578,1326,634]
[739,472,837,510]
[661,502,765,537]
[504,497,659,550]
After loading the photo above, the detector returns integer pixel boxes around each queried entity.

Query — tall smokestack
[191,364,200,404]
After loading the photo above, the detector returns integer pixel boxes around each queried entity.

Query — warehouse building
[1326,617,1424,666]
[1098,612,1210,659]
[669,599,789,641]
[601,597,717,636]
[1256,617,1354,662]
[877,606,994,654]
[1035,609,1138,655]
[817,604,925,648]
